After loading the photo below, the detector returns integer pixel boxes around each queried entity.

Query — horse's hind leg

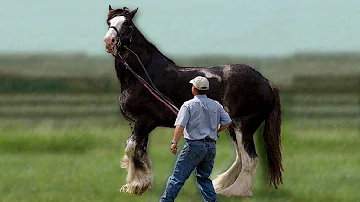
[212,125,242,192]
[119,116,157,195]
[217,113,265,196]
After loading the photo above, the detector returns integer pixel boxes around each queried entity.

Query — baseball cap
[189,76,209,90]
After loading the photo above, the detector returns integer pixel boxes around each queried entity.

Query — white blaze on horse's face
[104,16,126,54]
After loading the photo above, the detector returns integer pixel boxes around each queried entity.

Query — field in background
[2,52,360,83]
[0,53,359,201]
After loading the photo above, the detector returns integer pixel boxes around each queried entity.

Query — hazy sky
[0,0,359,57]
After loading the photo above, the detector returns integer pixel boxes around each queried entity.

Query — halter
[108,25,134,48]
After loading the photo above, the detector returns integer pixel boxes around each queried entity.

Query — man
[160,76,232,202]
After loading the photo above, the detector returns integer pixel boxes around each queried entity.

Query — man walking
[160,76,232,202]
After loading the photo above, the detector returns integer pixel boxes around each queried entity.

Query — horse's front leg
[119,116,157,195]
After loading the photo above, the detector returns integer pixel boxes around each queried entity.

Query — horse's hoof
[119,184,130,195]
[119,182,151,196]
[134,186,146,196]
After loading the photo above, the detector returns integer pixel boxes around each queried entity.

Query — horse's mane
[107,7,176,66]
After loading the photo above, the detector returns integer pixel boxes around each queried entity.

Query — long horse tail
[263,80,283,189]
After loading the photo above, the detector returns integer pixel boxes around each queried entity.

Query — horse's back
[177,63,274,116]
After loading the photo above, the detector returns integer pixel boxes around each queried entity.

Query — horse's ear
[109,5,113,11]
[129,8,138,18]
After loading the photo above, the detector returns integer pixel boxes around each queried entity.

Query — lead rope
[121,57,179,115]
[113,51,179,115]
[123,45,179,109]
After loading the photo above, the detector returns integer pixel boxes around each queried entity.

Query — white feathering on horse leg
[120,166,153,195]
[212,141,242,193]
[120,154,129,169]
[119,139,153,195]
[217,130,258,197]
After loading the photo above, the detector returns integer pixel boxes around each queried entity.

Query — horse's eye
[124,22,129,26]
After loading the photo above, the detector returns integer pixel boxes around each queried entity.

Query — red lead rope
[134,72,179,116]
[113,54,179,116]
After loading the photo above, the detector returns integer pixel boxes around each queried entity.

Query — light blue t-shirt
[174,95,232,140]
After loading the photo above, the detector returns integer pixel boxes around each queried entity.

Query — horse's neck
[120,26,152,66]
[115,25,181,99]
[117,26,177,79]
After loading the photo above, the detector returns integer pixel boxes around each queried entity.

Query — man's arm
[217,102,232,134]
[218,122,231,133]
[171,104,189,155]
[172,125,184,143]
[170,125,184,155]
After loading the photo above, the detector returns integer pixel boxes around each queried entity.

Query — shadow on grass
[0,133,109,153]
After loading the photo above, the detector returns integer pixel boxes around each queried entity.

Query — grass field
[0,53,359,201]
[0,92,359,202]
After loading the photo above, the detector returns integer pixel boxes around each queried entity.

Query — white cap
[189,76,209,90]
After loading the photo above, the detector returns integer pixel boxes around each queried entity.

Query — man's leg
[160,143,200,202]
[194,142,217,202]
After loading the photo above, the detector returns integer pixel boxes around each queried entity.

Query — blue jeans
[160,141,217,202]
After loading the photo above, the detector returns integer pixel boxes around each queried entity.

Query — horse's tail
[262,81,283,189]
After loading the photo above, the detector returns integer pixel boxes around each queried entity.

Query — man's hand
[170,143,178,155]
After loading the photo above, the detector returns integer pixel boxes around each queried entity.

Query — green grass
[0,52,359,201]
[0,117,359,202]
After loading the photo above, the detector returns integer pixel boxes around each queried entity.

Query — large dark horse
[103,6,283,197]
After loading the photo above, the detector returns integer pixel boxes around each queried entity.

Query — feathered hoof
[215,171,253,197]
[212,174,236,193]
[119,181,152,196]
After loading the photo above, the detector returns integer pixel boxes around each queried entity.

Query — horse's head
[104,5,138,55]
